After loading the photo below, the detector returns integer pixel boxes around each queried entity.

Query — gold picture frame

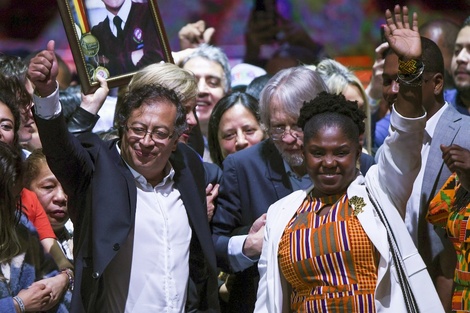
[57,0,173,94]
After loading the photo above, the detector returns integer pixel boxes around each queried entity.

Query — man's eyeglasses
[269,125,303,141]
[125,125,174,142]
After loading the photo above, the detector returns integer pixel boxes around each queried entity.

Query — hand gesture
[27,40,59,97]
[243,213,267,258]
[441,144,470,191]
[206,183,220,222]
[80,75,109,115]
[31,273,68,310]
[16,283,53,312]
[366,42,389,101]
[178,20,215,49]
[383,5,421,61]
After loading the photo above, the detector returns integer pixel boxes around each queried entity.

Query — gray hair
[182,43,231,93]
[259,66,328,129]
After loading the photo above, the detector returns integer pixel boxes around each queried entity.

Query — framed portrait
[57,0,173,94]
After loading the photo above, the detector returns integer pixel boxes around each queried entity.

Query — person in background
[445,16,470,116]
[420,18,460,90]
[211,66,327,312]
[24,149,74,262]
[29,40,220,312]
[0,78,73,276]
[208,92,266,167]
[427,144,470,312]
[0,141,71,313]
[0,54,35,159]
[254,7,442,311]
[181,44,231,162]
[314,58,373,154]
[245,74,272,101]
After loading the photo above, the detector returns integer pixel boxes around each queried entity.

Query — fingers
[46,40,55,53]
[203,27,215,43]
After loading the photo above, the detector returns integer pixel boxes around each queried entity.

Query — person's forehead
[184,57,224,78]
[456,26,470,45]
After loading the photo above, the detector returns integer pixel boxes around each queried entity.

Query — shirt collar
[425,102,448,138]
[106,0,132,28]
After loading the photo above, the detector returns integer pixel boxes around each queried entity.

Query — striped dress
[278,193,379,312]
[427,173,470,312]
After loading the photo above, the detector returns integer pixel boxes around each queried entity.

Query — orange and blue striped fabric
[278,193,378,312]
[428,173,470,312]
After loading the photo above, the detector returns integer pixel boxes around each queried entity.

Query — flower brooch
[350,196,366,216]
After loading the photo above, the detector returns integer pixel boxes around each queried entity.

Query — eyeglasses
[125,125,174,142]
[269,125,303,141]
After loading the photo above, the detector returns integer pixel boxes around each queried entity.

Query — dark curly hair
[298,91,366,144]
[115,84,187,139]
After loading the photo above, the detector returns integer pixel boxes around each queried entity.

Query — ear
[432,73,444,95]
[171,137,178,152]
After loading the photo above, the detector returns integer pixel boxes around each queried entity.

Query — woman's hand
[30,272,69,310]
[16,283,53,312]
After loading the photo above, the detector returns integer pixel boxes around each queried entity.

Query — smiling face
[183,57,226,136]
[120,100,178,186]
[218,103,265,159]
[304,125,360,197]
[29,160,69,232]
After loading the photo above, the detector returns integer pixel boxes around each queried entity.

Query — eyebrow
[0,118,13,123]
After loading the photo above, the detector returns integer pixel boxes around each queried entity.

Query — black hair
[0,141,22,262]
[384,37,444,75]
[115,84,187,139]
[208,92,261,167]
[298,92,366,144]
[246,74,272,101]
[0,53,32,109]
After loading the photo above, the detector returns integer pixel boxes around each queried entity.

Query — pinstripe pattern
[427,173,470,312]
[279,193,378,312]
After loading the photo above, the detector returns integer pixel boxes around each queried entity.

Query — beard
[274,143,304,167]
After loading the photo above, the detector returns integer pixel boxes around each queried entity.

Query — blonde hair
[314,59,372,154]
[129,63,198,104]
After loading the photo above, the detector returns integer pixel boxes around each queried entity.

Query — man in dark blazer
[91,0,164,76]
[29,41,219,313]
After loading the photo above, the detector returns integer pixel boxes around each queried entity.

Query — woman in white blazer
[254,5,444,313]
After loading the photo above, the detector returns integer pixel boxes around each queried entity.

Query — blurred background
[0,0,468,76]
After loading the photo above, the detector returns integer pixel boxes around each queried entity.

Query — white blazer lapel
[348,178,389,262]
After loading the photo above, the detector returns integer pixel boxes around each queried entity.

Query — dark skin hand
[441,144,470,191]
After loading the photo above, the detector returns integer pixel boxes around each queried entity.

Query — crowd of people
[1,2,470,313]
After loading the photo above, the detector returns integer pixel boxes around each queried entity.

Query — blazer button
[92,272,100,279]
[113,243,120,251]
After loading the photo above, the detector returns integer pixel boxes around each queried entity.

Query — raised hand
[178,20,215,50]
[383,5,421,61]
[27,40,59,97]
